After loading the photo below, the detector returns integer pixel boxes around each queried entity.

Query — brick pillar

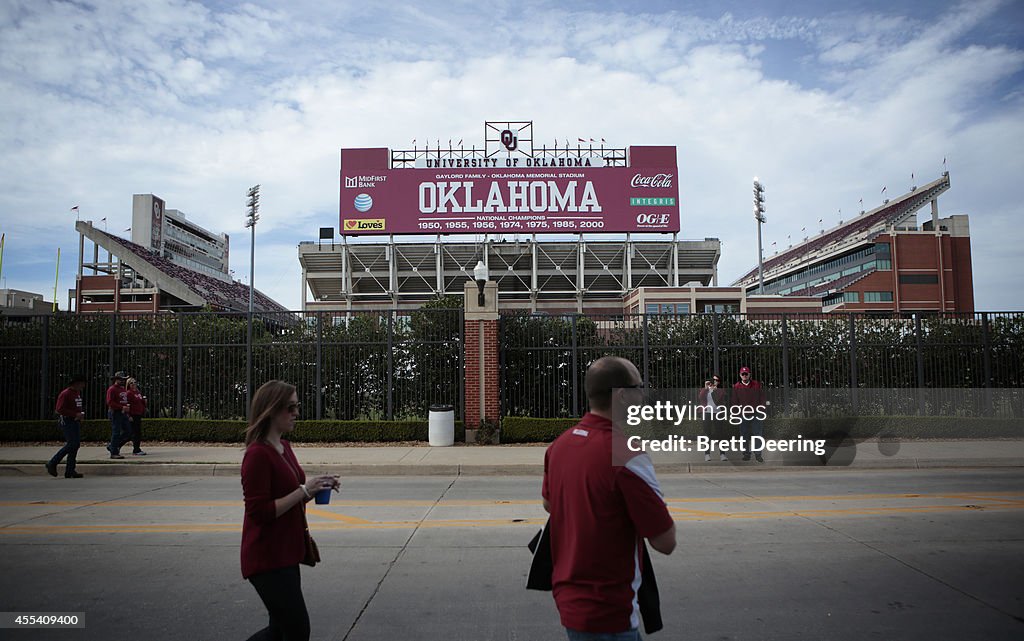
[464,280,499,442]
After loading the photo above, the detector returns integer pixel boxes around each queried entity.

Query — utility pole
[753,178,767,294]
[245,184,260,419]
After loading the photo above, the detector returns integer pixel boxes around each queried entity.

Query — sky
[1,0,1022,311]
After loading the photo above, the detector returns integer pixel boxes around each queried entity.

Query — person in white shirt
[697,375,729,462]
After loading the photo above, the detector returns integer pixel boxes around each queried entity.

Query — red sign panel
[339,147,680,235]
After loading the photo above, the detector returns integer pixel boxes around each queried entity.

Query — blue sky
[1,0,1022,310]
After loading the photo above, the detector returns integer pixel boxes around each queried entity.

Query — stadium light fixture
[753,178,767,294]
[245,185,261,313]
[473,260,488,307]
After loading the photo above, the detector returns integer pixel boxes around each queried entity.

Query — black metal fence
[0,309,464,422]
[499,312,1024,418]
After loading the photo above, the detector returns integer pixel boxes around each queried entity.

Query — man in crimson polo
[542,356,676,640]
[46,374,87,478]
[105,371,131,459]
[732,366,768,462]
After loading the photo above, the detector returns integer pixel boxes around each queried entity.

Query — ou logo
[636,213,670,225]
[500,129,518,151]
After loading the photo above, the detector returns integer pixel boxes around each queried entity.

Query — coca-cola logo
[631,173,674,188]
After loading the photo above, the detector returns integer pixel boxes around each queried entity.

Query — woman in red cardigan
[240,380,339,641]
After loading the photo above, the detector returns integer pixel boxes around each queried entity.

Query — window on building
[898,274,938,285]
[703,303,739,313]
[864,291,894,302]
[875,259,892,270]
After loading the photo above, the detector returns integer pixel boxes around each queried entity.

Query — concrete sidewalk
[1,439,1023,476]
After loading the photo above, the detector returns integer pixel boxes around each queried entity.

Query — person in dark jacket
[240,380,339,641]
[732,366,768,462]
[698,374,729,462]
[46,374,86,478]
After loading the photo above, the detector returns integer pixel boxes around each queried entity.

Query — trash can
[428,404,455,447]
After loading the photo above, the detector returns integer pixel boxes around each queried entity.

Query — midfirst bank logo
[344,175,387,189]
[344,219,386,231]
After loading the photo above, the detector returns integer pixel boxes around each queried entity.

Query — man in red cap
[105,371,131,459]
[732,366,767,462]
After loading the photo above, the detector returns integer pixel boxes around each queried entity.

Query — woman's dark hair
[244,380,297,446]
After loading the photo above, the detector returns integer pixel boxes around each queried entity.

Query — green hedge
[501,417,578,443]
[0,419,465,443]
[499,415,1024,443]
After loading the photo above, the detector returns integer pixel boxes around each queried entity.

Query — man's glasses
[740,372,750,376]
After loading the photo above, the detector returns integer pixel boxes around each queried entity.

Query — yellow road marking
[2,492,1022,535]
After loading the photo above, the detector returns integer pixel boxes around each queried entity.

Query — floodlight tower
[245,184,260,418]
[245,185,261,313]
[753,178,767,294]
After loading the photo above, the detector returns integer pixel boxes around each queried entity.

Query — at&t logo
[354,193,373,212]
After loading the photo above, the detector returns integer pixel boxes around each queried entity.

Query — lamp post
[245,185,260,418]
[473,260,488,307]
[753,178,766,294]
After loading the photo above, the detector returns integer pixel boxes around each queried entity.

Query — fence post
[246,312,253,421]
[175,315,183,419]
[781,315,790,412]
[914,313,925,415]
[982,312,993,416]
[498,315,505,418]
[40,315,49,420]
[849,314,858,413]
[641,313,650,386]
[571,314,579,417]
[458,311,465,421]
[315,312,323,420]
[712,313,720,377]
[109,313,116,378]
[386,310,394,421]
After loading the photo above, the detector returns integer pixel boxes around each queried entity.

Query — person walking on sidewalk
[542,356,676,640]
[732,366,768,462]
[240,380,340,641]
[105,371,131,459]
[46,374,86,479]
[698,375,729,462]
[125,377,147,456]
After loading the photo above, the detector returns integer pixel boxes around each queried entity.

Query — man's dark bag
[527,521,663,634]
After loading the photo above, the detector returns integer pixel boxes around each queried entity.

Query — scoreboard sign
[339,131,679,236]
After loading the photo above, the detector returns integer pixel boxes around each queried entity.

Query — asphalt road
[0,469,1022,640]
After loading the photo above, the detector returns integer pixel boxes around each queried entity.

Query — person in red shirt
[125,377,147,456]
[105,371,131,459]
[46,374,87,479]
[542,356,676,640]
[732,366,768,462]
[240,380,339,641]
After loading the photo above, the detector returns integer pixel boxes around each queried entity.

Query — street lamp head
[473,260,488,307]
[473,260,488,283]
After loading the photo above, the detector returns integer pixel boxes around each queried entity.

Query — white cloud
[0,0,1021,311]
